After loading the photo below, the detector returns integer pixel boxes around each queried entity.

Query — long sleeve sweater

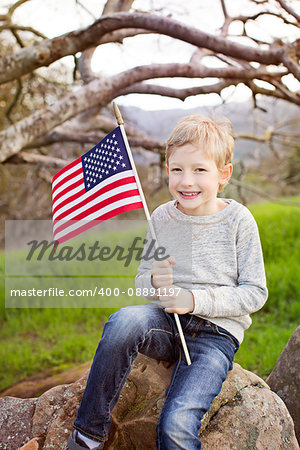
[135,199,268,343]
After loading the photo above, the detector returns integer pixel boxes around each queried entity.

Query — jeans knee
[103,305,150,345]
[156,411,201,448]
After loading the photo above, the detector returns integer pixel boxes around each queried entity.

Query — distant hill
[122,99,299,164]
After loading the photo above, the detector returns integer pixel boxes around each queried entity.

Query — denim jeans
[73,303,239,449]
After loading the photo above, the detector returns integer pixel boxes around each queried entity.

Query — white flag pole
[113,102,191,366]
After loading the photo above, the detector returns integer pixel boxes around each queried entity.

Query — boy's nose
[180,173,194,187]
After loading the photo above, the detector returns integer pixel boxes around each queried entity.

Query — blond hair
[166,114,234,169]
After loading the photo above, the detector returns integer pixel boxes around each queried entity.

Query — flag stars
[113,166,117,171]
[122,163,126,168]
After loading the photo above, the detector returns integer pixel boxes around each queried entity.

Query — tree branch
[276,0,300,23]
[17,151,69,167]
[230,178,300,206]
[118,79,240,100]
[24,130,164,153]
[0,58,296,163]
[77,0,134,83]
[6,78,22,123]
[0,11,291,85]
[281,41,300,81]
[0,24,47,39]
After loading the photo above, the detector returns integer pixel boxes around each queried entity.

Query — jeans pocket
[214,325,240,353]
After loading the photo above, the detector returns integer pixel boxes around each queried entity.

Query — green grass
[234,195,300,377]
[0,196,299,391]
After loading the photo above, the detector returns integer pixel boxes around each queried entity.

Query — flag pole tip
[113,102,124,125]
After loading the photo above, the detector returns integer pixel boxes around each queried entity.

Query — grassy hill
[0,196,299,392]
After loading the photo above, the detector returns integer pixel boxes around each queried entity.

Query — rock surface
[266,326,300,444]
[0,362,91,399]
[0,355,298,449]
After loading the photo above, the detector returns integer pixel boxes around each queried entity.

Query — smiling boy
[66,115,268,449]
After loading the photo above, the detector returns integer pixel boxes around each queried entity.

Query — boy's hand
[151,256,176,289]
[159,286,194,315]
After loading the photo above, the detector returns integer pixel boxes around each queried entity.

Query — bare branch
[118,79,240,100]
[6,78,22,123]
[0,12,291,85]
[276,0,300,23]
[77,0,134,83]
[0,57,297,163]
[17,151,69,167]
[24,129,164,154]
[230,178,300,206]
[8,0,32,18]
[11,28,25,47]
[281,42,300,80]
[246,79,300,104]
[235,10,299,27]
[0,24,47,39]
[75,0,97,20]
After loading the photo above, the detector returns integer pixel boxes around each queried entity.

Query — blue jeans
[73,303,239,449]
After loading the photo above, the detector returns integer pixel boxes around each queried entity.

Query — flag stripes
[52,126,144,244]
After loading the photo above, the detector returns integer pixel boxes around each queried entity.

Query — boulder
[0,397,37,450]
[0,355,298,449]
[266,326,300,444]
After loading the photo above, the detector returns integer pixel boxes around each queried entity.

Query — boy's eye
[195,168,205,172]
[171,168,181,172]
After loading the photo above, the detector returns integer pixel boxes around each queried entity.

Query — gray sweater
[135,199,268,343]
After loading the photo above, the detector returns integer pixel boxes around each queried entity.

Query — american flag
[52,126,143,244]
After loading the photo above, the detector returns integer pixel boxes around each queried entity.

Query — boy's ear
[219,163,233,188]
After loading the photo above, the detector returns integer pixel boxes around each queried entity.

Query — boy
[66,115,268,449]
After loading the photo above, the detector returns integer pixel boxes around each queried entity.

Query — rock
[0,397,37,450]
[0,355,298,449]
[266,326,300,444]
[201,386,297,449]
[0,361,91,399]
[20,437,40,449]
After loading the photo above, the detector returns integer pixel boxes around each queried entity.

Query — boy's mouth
[178,191,201,199]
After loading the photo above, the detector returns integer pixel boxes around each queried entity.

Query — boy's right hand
[151,256,176,289]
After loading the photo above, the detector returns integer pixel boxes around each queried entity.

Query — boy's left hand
[159,286,194,315]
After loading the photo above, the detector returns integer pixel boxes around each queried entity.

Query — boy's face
[167,144,232,216]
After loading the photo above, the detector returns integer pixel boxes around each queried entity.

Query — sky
[3,0,300,110]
